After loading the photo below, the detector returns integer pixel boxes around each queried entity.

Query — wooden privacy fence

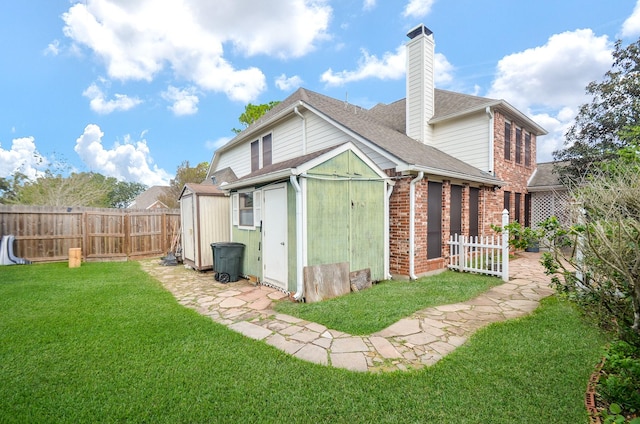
[447,209,510,282]
[0,205,180,263]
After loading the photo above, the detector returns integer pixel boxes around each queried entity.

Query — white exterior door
[262,185,288,290]
[180,195,195,262]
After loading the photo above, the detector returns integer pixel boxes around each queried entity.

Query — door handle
[280,242,285,245]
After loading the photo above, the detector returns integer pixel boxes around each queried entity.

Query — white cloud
[403,0,435,18]
[321,45,406,86]
[622,0,640,38]
[363,0,376,11]
[83,82,142,114]
[275,74,304,91]
[0,137,48,180]
[162,86,199,116]
[486,29,613,162]
[487,29,611,111]
[320,45,454,87]
[44,39,60,56]
[74,124,172,186]
[205,137,232,151]
[62,0,332,103]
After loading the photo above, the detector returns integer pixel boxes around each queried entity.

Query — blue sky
[1,0,639,186]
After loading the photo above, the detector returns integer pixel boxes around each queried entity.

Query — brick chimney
[406,24,435,144]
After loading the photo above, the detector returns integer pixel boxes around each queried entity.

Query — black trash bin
[211,242,245,283]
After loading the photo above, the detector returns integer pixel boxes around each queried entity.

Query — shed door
[180,195,196,263]
[262,185,287,290]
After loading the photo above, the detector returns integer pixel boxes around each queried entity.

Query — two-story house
[202,24,547,300]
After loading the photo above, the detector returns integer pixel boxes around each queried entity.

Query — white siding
[215,142,252,178]
[212,109,398,177]
[432,112,490,172]
[273,115,302,162]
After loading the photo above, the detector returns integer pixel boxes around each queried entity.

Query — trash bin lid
[211,242,245,247]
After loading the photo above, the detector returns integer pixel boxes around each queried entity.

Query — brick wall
[386,110,538,278]
[492,111,537,224]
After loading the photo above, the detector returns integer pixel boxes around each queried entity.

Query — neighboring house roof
[528,162,567,192]
[211,167,238,185]
[129,185,171,209]
[210,88,506,186]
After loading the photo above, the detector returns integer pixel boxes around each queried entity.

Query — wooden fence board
[0,205,180,263]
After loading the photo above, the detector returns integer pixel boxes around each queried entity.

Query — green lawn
[0,262,606,423]
[273,270,501,334]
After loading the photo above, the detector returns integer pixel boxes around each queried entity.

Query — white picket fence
[447,210,510,282]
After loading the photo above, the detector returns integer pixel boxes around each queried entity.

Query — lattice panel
[531,190,571,227]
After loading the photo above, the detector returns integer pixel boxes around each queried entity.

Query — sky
[1,0,640,187]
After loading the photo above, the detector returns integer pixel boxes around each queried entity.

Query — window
[233,191,261,228]
[250,133,273,171]
[239,192,254,226]
[262,134,272,167]
[450,185,462,237]
[514,192,521,223]
[524,132,531,167]
[427,182,443,259]
[504,122,511,160]
[251,140,259,172]
[504,191,511,213]
[515,128,522,164]
[469,187,479,238]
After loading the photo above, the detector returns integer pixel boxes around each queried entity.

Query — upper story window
[250,133,273,172]
[262,134,272,167]
[251,141,259,172]
[504,122,511,160]
[515,128,522,164]
[524,132,531,167]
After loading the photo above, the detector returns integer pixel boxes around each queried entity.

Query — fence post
[575,203,586,287]
[501,209,509,282]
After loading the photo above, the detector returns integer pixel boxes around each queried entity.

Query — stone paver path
[140,252,554,373]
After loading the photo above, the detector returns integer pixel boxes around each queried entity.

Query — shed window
[232,191,261,229]
[239,192,254,226]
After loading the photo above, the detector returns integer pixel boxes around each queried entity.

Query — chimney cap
[407,24,433,39]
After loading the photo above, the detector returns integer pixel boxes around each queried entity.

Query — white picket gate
[447,210,510,282]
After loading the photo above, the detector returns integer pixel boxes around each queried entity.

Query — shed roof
[528,162,567,192]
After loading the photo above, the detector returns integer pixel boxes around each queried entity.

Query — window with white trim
[232,190,261,229]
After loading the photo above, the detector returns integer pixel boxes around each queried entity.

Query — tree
[554,38,640,183]
[0,170,146,208]
[8,171,114,207]
[231,101,281,134]
[107,180,148,208]
[157,161,209,208]
[541,150,640,339]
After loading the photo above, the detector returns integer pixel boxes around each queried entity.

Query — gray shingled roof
[129,185,171,209]
[296,88,500,184]
[225,146,337,187]
[215,86,549,185]
[528,162,567,191]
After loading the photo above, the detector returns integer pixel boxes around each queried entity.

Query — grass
[0,261,607,423]
[273,270,501,334]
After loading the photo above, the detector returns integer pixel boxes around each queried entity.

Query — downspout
[291,175,305,300]
[385,180,395,280]
[409,171,424,280]
[294,106,307,155]
[486,106,494,175]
